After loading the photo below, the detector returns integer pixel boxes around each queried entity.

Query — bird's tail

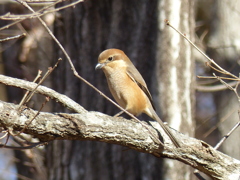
[149,109,181,148]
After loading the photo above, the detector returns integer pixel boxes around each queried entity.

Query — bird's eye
[108,56,113,61]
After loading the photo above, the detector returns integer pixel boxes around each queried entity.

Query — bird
[95,48,180,148]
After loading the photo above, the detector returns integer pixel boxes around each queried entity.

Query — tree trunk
[157,0,195,179]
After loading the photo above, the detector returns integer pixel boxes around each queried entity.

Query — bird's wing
[126,64,156,110]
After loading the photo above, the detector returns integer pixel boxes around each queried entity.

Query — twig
[18,70,42,109]
[213,78,240,150]
[214,120,240,150]
[197,76,240,81]
[0,0,61,31]
[0,141,47,150]
[165,20,239,80]
[17,58,61,110]
[25,59,61,103]
[0,131,8,140]
[0,33,26,42]
[205,62,227,75]
[232,79,240,102]
[213,73,236,90]
[196,81,239,92]
[197,75,239,81]
[3,131,10,146]
[0,0,84,21]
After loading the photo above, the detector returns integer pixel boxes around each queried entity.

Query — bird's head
[95,49,130,71]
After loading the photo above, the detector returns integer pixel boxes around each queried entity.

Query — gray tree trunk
[156,0,195,179]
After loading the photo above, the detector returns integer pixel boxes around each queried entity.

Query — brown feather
[126,68,156,111]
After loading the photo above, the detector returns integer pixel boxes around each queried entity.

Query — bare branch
[214,120,240,150]
[0,141,46,150]
[196,81,239,92]
[22,58,61,106]
[0,33,26,42]
[18,70,42,109]
[165,20,239,80]
[0,100,240,179]
[0,74,86,114]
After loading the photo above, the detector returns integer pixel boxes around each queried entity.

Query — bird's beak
[95,63,105,70]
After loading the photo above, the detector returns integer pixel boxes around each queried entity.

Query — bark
[0,92,240,179]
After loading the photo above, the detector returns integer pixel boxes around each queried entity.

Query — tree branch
[0,74,240,179]
[0,100,240,179]
[0,74,85,113]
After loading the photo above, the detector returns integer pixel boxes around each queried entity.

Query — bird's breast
[103,67,149,116]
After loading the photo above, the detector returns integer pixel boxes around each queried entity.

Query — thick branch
[0,75,240,179]
[0,100,240,179]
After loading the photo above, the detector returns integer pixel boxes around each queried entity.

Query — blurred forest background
[0,0,240,179]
